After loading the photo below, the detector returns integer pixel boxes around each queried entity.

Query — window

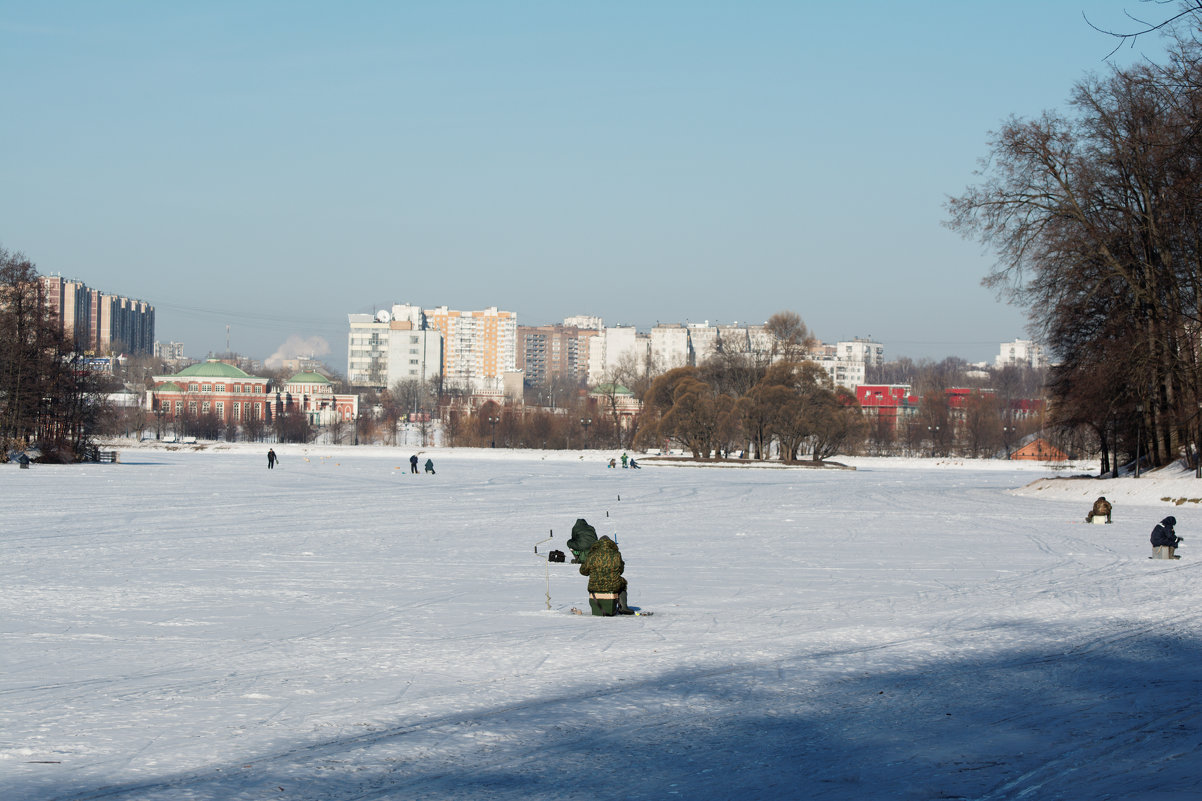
[215,384,225,392]
[175,401,183,415]
[188,401,197,415]
[233,402,241,419]
[202,384,212,393]
[202,401,210,413]
[190,383,200,392]
[215,402,224,419]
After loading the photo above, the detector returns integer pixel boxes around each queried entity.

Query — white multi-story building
[650,324,692,371]
[347,306,443,389]
[838,338,884,370]
[587,326,649,384]
[687,323,720,365]
[563,314,604,331]
[996,339,1049,370]
[812,355,867,390]
[155,341,186,361]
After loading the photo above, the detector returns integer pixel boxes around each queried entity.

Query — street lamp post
[1002,425,1014,460]
[488,416,500,448]
[927,425,940,458]
[581,417,592,449]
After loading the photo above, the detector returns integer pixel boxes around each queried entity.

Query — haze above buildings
[0,3,1169,365]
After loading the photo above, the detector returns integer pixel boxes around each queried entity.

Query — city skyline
[0,2,1172,366]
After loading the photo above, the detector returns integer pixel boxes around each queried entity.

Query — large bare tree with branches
[948,35,1202,471]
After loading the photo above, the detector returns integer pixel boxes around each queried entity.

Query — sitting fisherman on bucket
[1151,515,1183,559]
[566,518,599,564]
[579,535,631,616]
[1086,496,1112,524]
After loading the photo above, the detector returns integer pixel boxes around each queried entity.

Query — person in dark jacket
[566,518,599,564]
[1086,496,1112,523]
[267,449,278,469]
[579,535,629,616]
[424,458,435,474]
[1151,516,1182,551]
[409,454,419,474]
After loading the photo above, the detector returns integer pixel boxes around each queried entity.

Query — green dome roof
[174,360,252,379]
[288,371,330,384]
[156,381,183,392]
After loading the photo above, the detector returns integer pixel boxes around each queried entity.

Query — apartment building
[649,324,691,371]
[586,325,649,384]
[347,306,443,390]
[996,339,1049,369]
[424,306,517,393]
[516,324,598,387]
[39,275,155,355]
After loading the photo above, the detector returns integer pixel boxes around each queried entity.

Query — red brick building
[148,360,357,430]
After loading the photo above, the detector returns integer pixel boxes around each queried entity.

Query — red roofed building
[856,385,919,433]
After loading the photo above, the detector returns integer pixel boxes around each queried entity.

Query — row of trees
[948,22,1202,474]
[0,248,100,461]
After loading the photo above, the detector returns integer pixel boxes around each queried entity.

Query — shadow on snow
[18,624,1202,801]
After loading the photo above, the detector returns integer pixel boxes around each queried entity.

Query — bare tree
[763,310,817,363]
[948,45,1202,470]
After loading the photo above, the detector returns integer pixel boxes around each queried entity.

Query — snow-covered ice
[4,444,1202,800]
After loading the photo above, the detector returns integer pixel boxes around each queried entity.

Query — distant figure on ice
[1086,496,1112,524]
[410,454,419,474]
[629,457,640,469]
[621,452,629,468]
[267,449,278,469]
[579,535,630,616]
[608,458,617,468]
[424,458,435,474]
[566,518,598,564]
[1151,516,1182,559]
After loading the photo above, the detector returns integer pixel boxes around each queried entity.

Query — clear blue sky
[0,1,1175,369]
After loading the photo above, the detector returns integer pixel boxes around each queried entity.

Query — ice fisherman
[579,535,630,616]
[1086,496,1112,524]
[424,458,435,474]
[410,454,419,474]
[1151,516,1182,552]
[621,452,629,468]
[629,457,640,469]
[267,449,278,469]
[566,518,598,564]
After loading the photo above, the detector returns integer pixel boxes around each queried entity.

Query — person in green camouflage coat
[580,535,628,616]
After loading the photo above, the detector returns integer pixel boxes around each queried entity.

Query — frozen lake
[3,444,1201,800]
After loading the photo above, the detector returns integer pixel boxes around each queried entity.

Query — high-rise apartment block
[516,323,598,388]
[424,306,517,392]
[39,275,155,355]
